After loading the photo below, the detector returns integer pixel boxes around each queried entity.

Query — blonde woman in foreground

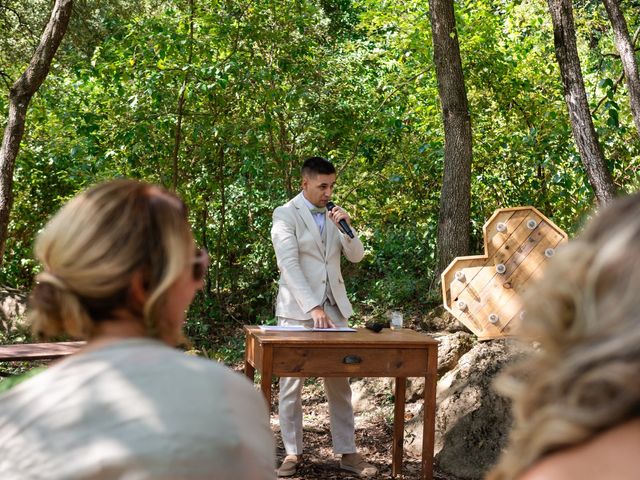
[488,192,640,480]
[0,180,275,479]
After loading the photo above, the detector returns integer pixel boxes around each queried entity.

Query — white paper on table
[259,325,356,332]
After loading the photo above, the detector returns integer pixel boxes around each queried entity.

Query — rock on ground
[404,339,520,480]
[418,306,468,334]
[0,287,28,336]
[399,331,476,403]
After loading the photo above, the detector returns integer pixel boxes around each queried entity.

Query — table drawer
[271,347,430,377]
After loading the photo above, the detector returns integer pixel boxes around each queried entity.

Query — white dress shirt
[302,194,326,233]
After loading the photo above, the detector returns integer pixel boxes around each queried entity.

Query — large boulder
[0,287,28,336]
[405,339,520,479]
[419,306,469,334]
[351,377,391,413]
[404,331,475,402]
[434,331,475,377]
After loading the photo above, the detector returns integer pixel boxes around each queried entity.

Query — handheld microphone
[326,201,354,238]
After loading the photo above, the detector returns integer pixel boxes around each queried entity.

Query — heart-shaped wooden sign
[441,206,568,340]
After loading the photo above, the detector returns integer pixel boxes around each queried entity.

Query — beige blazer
[271,192,364,320]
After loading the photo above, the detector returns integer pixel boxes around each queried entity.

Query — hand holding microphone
[326,201,354,238]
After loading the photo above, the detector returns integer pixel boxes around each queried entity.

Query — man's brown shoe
[340,453,377,477]
[277,455,302,477]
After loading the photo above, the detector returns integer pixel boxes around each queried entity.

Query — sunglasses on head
[192,248,209,281]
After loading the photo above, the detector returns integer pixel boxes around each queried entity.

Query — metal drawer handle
[343,355,362,364]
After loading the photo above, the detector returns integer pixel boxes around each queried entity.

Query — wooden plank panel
[443,211,527,310]
[459,213,542,310]
[440,206,569,339]
[444,211,544,317]
[500,222,565,280]
[453,222,562,338]
[444,212,528,308]
[451,286,503,338]
[485,209,528,257]
[492,212,543,266]
[442,255,486,307]
[448,297,484,333]
[472,225,566,333]
[446,265,484,307]
[461,212,542,308]
[501,240,566,335]
[500,227,563,290]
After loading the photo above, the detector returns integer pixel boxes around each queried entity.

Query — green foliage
[0,366,46,393]
[1,0,639,356]
[195,334,247,365]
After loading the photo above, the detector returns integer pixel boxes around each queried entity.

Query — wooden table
[243,326,438,479]
[0,341,85,362]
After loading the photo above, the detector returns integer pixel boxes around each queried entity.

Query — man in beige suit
[271,157,377,477]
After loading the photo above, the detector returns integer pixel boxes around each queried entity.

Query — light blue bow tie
[309,207,326,215]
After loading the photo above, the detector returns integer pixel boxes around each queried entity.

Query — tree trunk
[0,0,73,267]
[214,144,226,310]
[199,203,212,298]
[429,0,473,275]
[171,0,195,191]
[601,0,640,138]
[548,0,616,205]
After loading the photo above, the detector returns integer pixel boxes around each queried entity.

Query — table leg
[422,348,438,480]
[244,335,255,381]
[392,377,407,477]
[260,344,274,412]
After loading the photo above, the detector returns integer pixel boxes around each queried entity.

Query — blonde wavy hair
[488,192,640,480]
[28,179,195,345]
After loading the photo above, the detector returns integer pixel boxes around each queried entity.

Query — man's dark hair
[301,156,336,178]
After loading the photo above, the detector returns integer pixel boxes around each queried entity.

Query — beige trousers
[277,303,356,455]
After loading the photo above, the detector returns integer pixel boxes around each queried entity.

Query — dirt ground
[268,380,460,480]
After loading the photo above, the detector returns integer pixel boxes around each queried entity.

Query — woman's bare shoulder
[519,418,640,480]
